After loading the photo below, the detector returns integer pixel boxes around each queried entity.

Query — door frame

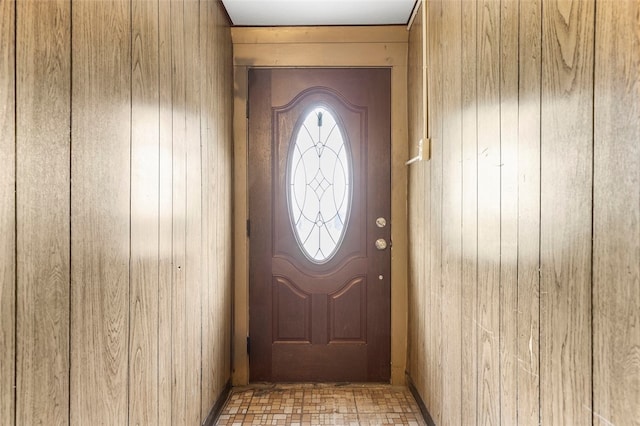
[231,26,409,385]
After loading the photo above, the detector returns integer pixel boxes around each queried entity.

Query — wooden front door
[248,68,391,382]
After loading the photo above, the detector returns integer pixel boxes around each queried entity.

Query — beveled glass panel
[288,106,351,263]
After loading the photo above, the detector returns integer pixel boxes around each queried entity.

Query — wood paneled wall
[406,0,640,424]
[0,0,234,424]
[0,0,16,424]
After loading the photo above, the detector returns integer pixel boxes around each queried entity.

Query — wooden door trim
[232,26,409,385]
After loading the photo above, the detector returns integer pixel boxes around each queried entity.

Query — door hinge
[246,336,250,355]
[246,219,250,237]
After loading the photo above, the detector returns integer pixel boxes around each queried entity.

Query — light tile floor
[215,383,426,426]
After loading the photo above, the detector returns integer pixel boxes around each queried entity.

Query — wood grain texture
[157,0,173,424]
[129,0,160,423]
[0,0,15,423]
[406,2,423,397]
[218,0,234,397]
[222,4,234,393]
[427,0,442,421]
[170,0,188,421]
[476,0,501,424]
[70,0,131,424]
[540,0,594,424]
[421,0,431,410]
[460,0,478,422]
[408,0,638,425]
[184,0,202,423]
[247,69,273,382]
[592,0,640,424]
[4,0,233,423]
[233,43,407,68]
[200,0,214,417]
[231,25,407,44]
[213,0,224,397]
[220,0,232,405]
[232,64,250,386]
[517,0,542,423]
[498,0,519,424]
[390,60,409,386]
[440,0,462,422]
[16,0,70,424]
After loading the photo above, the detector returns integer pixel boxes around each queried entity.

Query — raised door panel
[328,277,367,342]
[273,277,311,342]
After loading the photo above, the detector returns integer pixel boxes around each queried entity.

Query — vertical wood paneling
[420,117,431,409]
[440,0,462,423]
[218,0,233,410]
[70,0,131,423]
[517,0,542,423]
[218,0,232,412]
[406,2,423,396]
[427,0,443,422]
[460,0,478,422]
[593,1,640,424]
[157,0,173,425]
[212,0,223,394]
[418,14,429,402]
[184,0,202,423]
[540,0,594,424]
[6,0,233,423]
[224,11,235,385]
[409,0,637,425]
[420,12,432,382]
[129,0,160,422]
[200,0,213,417]
[0,0,15,423]
[418,2,431,405]
[218,3,233,402]
[498,0,519,424]
[217,0,233,396]
[476,0,501,424]
[225,1,234,390]
[170,0,187,421]
[217,15,226,393]
[16,1,70,424]
[221,10,234,391]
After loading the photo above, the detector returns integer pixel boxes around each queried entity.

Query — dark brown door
[248,68,391,382]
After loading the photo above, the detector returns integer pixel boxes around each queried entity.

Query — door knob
[375,238,387,250]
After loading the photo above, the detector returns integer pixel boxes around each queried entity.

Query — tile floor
[215,383,426,426]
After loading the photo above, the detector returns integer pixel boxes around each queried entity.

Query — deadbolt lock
[375,238,388,250]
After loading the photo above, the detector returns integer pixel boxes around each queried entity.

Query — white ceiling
[221,0,418,26]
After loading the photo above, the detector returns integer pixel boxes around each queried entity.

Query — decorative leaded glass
[287,106,352,263]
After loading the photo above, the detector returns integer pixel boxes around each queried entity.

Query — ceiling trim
[231,25,408,45]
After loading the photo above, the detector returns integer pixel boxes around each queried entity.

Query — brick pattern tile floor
[215,383,426,426]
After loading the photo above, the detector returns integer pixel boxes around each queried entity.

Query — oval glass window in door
[287,106,352,264]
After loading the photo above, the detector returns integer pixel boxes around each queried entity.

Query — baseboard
[406,373,436,426]
[202,379,232,426]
